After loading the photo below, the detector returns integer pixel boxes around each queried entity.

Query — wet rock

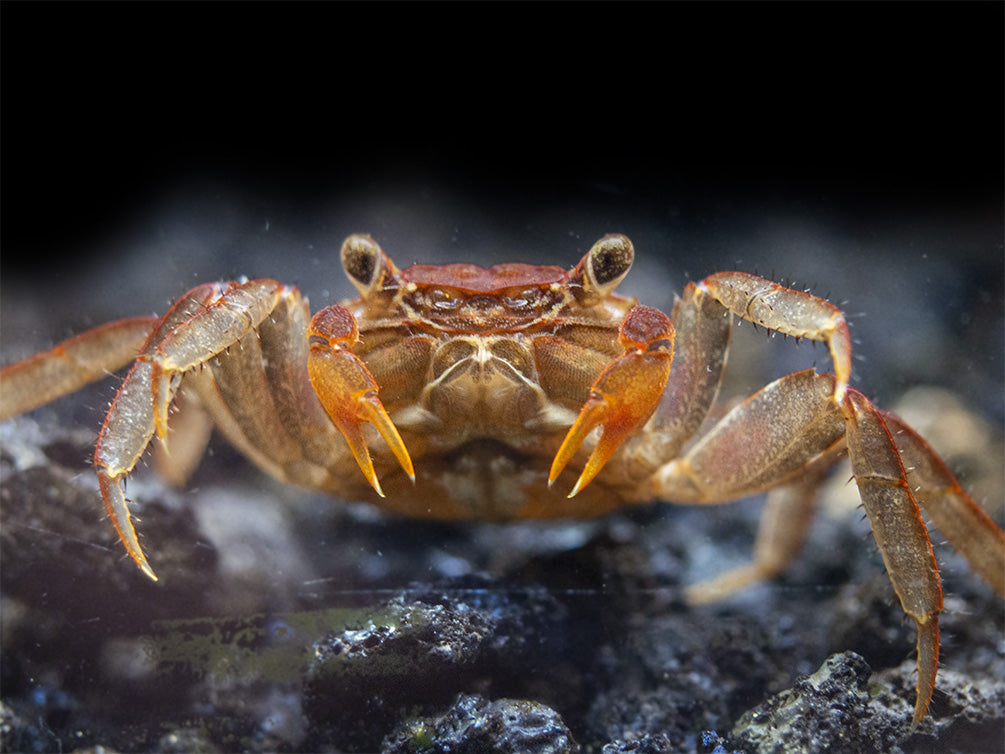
[582,599,818,749]
[730,648,1005,754]
[303,578,572,751]
[695,731,742,754]
[869,661,1005,754]
[601,732,674,753]
[730,651,874,753]
[382,693,577,754]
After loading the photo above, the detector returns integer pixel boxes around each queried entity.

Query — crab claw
[549,305,674,496]
[308,306,415,496]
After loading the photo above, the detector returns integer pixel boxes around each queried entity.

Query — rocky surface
[1,387,1001,752]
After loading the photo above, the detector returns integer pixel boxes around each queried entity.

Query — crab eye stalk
[571,234,635,304]
[587,234,634,294]
[341,234,389,298]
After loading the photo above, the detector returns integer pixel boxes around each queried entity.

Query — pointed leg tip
[137,558,159,582]
[912,616,939,726]
[910,697,928,730]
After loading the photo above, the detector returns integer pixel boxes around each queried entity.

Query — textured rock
[383,694,577,754]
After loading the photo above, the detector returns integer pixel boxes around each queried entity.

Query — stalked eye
[341,234,385,296]
[586,234,634,295]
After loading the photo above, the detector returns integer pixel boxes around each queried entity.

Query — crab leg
[94,279,288,580]
[0,316,158,421]
[634,277,850,477]
[652,369,846,503]
[651,371,947,719]
[652,369,946,720]
[307,305,415,497]
[655,274,994,718]
[549,305,674,496]
[651,371,844,604]
[646,282,731,458]
[685,445,839,604]
[843,389,943,723]
[147,280,285,441]
[699,272,852,400]
[881,410,1005,596]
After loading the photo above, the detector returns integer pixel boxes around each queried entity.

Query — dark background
[3,3,1001,248]
[1,3,1002,420]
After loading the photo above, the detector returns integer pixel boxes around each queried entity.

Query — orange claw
[549,305,674,496]
[308,305,414,496]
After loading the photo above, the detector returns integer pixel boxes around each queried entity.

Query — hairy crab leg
[622,277,850,485]
[843,389,943,723]
[95,279,288,581]
[307,305,415,496]
[148,280,285,442]
[0,316,158,421]
[652,369,846,503]
[549,304,674,495]
[881,410,1005,596]
[633,273,965,720]
[699,272,852,400]
[648,368,951,720]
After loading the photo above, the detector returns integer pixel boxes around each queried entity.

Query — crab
[1,233,1002,721]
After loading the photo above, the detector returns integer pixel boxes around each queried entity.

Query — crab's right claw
[308,306,414,496]
[549,305,673,496]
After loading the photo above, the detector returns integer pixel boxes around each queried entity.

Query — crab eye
[341,234,385,295]
[586,234,634,295]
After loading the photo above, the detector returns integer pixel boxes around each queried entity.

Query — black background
[3,3,1000,255]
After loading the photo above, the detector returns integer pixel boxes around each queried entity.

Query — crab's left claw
[549,305,674,496]
[308,305,414,496]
